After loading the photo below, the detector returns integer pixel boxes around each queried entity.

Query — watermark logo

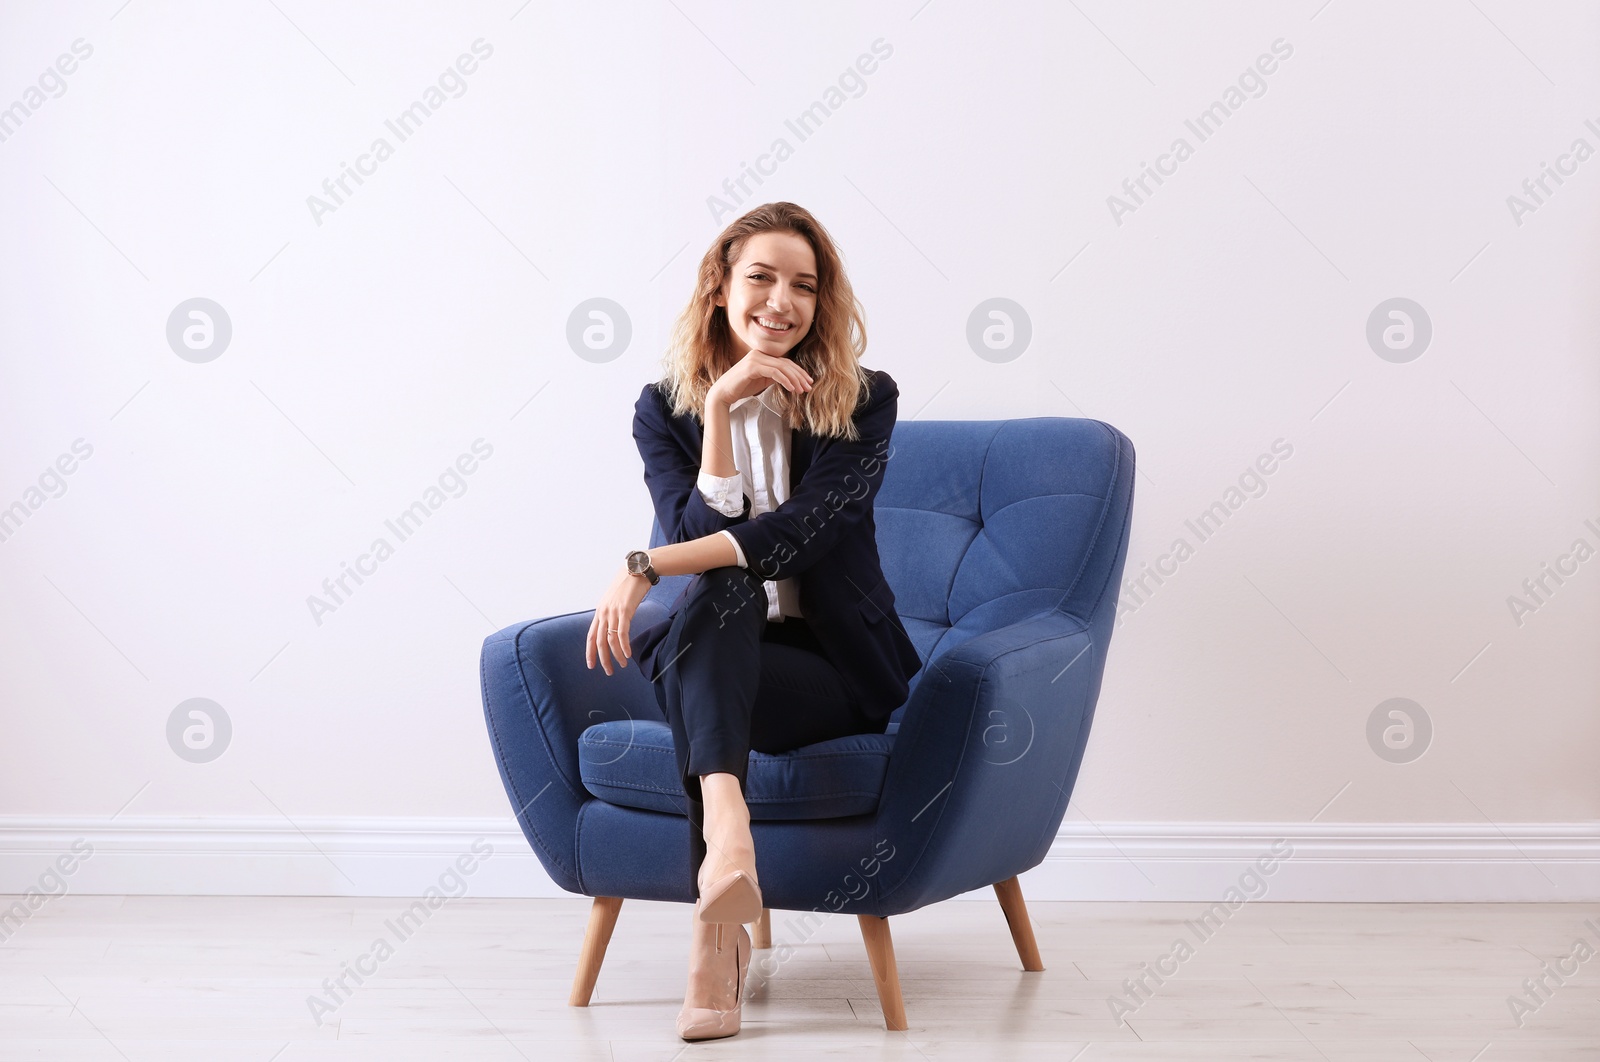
[167,698,232,763]
[566,298,632,363]
[744,432,892,582]
[1365,697,1430,764]
[307,439,494,626]
[0,839,93,943]
[1106,838,1293,1023]
[1116,438,1294,627]
[1507,917,1600,1028]
[167,298,232,363]
[1365,298,1431,363]
[305,838,494,1026]
[1505,119,1600,227]
[966,298,1032,363]
[1507,519,1600,627]
[306,39,494,226]
[706,38,894,222]
[1106,38,1294,226]
[0,37,93,146]
[980,698,1035,765]
[749,838,896,990]
[0,438,94,545]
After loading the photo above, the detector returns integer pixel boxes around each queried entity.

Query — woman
[583,202,922,1041]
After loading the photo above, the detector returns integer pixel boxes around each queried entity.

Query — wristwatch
[625,549,659,586]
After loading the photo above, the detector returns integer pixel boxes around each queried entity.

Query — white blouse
[696,381,804,622]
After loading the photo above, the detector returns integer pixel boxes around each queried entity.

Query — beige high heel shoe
[676,922,751,1041]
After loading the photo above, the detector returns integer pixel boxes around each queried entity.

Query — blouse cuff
[718,528,748,569]
[696,468,746,518]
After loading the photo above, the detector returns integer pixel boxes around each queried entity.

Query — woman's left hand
[586,566,653,676]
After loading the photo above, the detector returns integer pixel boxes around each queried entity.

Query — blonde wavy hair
[657,202,871,441]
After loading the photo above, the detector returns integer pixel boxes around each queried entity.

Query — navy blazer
[627,367,923,724]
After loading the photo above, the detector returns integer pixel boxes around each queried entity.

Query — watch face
[627,551,647,573]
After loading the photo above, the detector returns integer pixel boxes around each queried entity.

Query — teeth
[756,317,791,331]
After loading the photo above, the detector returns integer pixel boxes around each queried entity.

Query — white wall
[1,1,1595,899]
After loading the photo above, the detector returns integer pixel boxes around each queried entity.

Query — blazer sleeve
[722,370,898,582]
[633,382,752,544]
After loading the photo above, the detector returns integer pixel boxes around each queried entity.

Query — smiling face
[716,230,818,360]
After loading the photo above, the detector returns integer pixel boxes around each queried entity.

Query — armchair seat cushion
[578,720,895,821]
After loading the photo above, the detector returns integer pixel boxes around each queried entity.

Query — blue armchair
[479,415,1135,1029]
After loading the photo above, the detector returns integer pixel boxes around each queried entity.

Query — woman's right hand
[585,564,653,676]
[708,348,813,408]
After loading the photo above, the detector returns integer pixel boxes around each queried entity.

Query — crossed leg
[646,565,883,1016]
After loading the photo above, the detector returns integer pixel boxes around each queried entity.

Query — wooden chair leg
[753,908,772,949]
[857,914,908,1031]
[993,875,1044,971]
[568,896,623,1006]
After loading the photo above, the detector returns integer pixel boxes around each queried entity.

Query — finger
[585,620,596,669]
[607,627,627,668]
[600,619,620,674]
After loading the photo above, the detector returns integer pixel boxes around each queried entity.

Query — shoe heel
[695,869,763,925]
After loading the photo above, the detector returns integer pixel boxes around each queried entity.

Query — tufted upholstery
[480,415,1134,917]
[875,419,1135,716]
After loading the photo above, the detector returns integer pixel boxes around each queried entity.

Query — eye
[747,272,815,293]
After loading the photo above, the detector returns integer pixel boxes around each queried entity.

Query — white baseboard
[1,817,1596,902]
[1032,821,1600,902]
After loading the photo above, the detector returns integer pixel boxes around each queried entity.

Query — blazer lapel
[790,427,814,484]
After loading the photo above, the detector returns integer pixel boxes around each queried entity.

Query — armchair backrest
[876,418,1136,682]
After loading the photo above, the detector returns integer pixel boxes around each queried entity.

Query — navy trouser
[647,565,886,885]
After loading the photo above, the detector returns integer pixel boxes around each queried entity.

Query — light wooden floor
[1,893,1598,1059]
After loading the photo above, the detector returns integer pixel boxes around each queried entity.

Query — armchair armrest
[870,609,1108,912]
[479,609,665,894]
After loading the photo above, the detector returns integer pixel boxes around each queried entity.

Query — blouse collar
[728,381,784,418]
